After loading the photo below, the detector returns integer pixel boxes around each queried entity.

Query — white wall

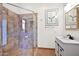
[36,4,65,48]
[64,2,79,13]
[3,3,65,48]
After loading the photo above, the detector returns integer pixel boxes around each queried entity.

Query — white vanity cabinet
[55,36,79,56]
[55,38,64,56]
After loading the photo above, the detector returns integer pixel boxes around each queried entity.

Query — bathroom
[0,2,79,56]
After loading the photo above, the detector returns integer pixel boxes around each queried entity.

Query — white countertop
[56,36,79,44]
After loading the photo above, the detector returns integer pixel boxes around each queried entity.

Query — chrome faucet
[67,34,74,40]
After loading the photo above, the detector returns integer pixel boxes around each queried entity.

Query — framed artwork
[45,8,59,26]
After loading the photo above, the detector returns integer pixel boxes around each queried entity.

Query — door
[19,14,37,56]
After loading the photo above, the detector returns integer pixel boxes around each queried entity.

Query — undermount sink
[56,36,79,44]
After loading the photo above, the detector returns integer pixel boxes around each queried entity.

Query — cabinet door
[55,41,59,56]
[59,45,64,56]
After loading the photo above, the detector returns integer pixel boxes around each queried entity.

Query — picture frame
[45,8,59,26]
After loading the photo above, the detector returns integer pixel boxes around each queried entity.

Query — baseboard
[37,47,55,50]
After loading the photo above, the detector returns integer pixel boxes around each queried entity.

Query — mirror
[65,4,79,30]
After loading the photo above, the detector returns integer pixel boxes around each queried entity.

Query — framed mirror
[65,4,79,30]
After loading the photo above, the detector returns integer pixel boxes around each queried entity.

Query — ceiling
[0,0,79,3]
[2,2,79,14]
[3,3,66,14]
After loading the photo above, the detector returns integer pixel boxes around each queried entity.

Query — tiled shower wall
[7,10,20,49]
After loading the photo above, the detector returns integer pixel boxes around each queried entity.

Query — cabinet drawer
[59,47,64,56]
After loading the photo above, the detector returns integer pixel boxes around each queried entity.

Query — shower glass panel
[0,13,37,56]
[0,14,2,47]
[0,13,2,56]
[2,15,7,46]
[0,3,37,56]
[19,15,34,55]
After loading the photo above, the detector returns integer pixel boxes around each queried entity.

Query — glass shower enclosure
[0,3,37,56]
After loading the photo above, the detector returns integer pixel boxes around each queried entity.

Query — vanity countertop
[56,36,79,44]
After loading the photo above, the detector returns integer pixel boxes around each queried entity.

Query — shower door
[1,10,8,56]
[19,14,37,56]
[3,11,20,56]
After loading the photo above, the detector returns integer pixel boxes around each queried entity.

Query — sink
[56,36,79,44]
